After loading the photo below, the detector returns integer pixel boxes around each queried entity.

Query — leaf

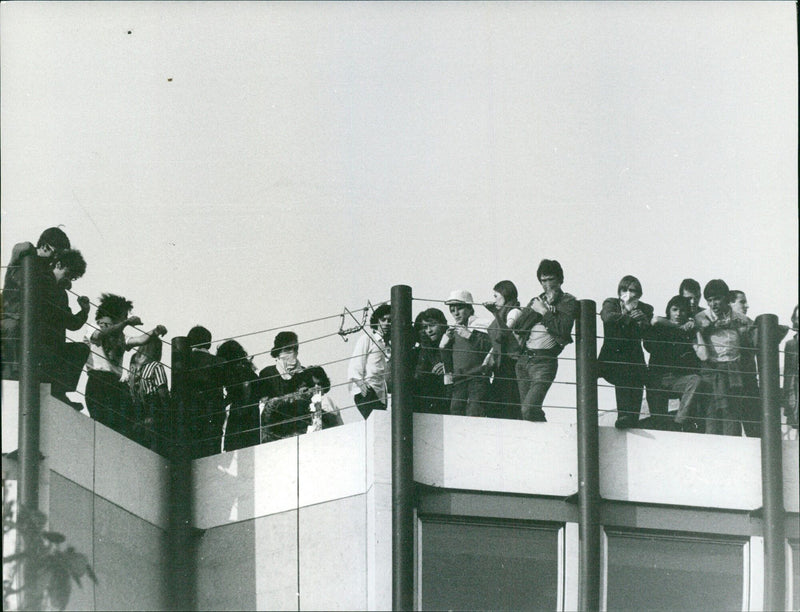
[42,531,67,544]
[64,549,91,581]
[47,565,72,611]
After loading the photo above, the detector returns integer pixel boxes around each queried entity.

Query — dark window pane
[791,540,800,612]
[606,530,745,611]
[420,518,559,611]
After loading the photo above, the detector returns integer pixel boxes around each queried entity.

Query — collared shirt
[525,290,577,350]
[348,331,389,404]
[695,308,752,363]
[131,360,168,400]
[85,333,126,378]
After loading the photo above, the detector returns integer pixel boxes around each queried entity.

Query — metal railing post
[576,299,601,611]
[391,285,414,611]
[756,314,785,611]
[167,336,196,611]
[17,251,41,611]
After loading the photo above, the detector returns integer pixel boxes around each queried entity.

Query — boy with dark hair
[414,308,452,415]
[1,227,71,378]
[41,249,91,408]
[679,278,702,317]
[129,332,170,453]
[644,295,705,431]
[348,304,391,419]
[694,279,755,435]
[186,325,225,457]
[440,290,492,417]
[86,293,166,437]
[511,259,577,422]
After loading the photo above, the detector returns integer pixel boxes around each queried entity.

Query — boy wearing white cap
[440,290,492,417]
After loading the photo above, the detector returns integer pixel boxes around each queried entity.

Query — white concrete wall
[193,411,393,611]
[2,381,170,610]
[413,412,800,512]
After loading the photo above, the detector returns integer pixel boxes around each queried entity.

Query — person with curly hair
[85,293,166,437]
[348,304,391,419]
[41,249,91,409]
[1,227,71,379]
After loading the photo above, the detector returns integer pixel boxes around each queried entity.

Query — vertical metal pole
[167,336,196,611]
[17,252,40,612]
[756,314,785,611]
[576,299,601,611]
[391,285,414,611]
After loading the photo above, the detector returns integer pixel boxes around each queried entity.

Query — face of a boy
[449,304,471,326]
[730,294,748,316]
[422,320,444,343]
[377,315,391,337]
[682,290,700,312]
[706,295,727,318]
[668,304,687,324]
[52,264,74,289]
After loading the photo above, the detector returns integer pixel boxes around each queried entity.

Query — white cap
[444,290,474,306]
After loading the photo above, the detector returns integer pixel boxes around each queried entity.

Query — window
[419,517,560,611]
[790,540,800,612]
[605,529,746,611]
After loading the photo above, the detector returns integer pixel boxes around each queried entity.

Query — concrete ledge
[194,419,379,530]
[42,396,95,492]
[413,413,800,513]
[94,423,169,529]
[413,413,578,497]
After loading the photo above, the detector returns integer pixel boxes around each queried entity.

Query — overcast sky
[1,1,797,420]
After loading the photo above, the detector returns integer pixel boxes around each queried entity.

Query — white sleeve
[347,335,369,383]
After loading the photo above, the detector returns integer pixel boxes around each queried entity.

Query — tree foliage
[3,480,97,611]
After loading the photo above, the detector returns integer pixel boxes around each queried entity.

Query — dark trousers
[646,371,705,427]
[191,396,225,458]
[450,376,489,417]
[515,354,558,422]
[224,403,261,452]
[740,374,761,438]
[355,387,386,420]
[43,342,90,397]
[489,359,520,420]
[1,318,19,379]
[86,371,130,436]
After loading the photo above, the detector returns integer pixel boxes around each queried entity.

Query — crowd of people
[1,227,798,460]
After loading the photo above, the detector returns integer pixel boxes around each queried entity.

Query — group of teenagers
[1,229,798,461]
[0,226,344,458]
[407,263,799,436]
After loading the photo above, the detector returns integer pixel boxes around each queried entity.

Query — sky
[1,1,797,422]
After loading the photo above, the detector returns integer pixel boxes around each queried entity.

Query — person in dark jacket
[644,295,705,432]
[598,275,654,429]
[1,227,71,379]
[413,308,451,415]
[257,330,311,441]
[483,280,522,420]
[41,249,91,409]
[217,339,260,452]
[186,325,226,457]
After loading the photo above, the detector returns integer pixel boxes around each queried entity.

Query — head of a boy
[36,227,70,260]
[703,279,730,318]
[96,293,133,327]
[370,304,392,337]
[665,295,691,325]
[537,259,564,295]
[420,308,447,344]
[52,249,86,290]
[133,334,163,367]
